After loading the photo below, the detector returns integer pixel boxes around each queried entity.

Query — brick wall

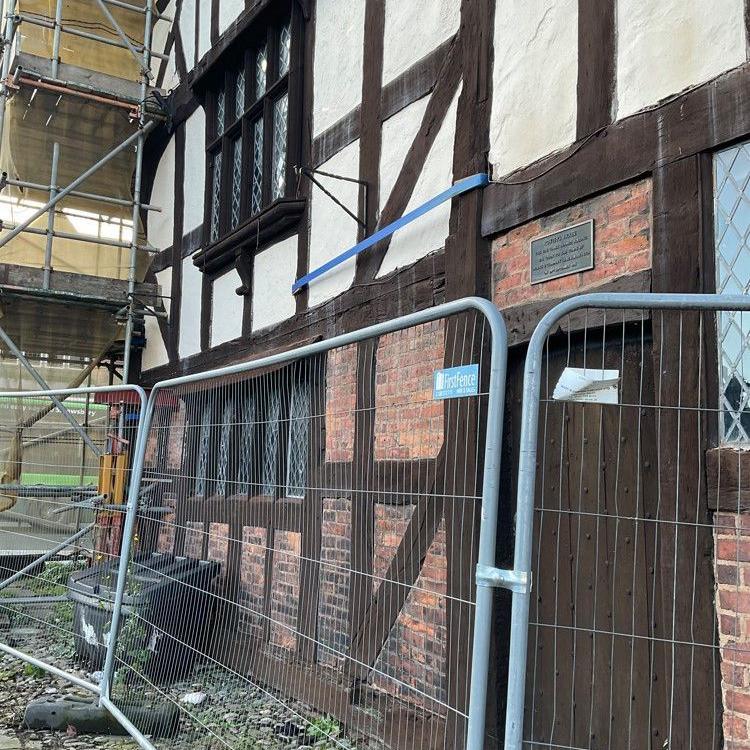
[239,526,267,636]
[374,321,445,461]
[184,521,204,559]
[207,522,229,584]
[269,530,301,651]
[372,506,447,705]
[492,179,652,308]
[715,512,750,747]
[325,344,357,462]
[156,493,177,553]
[317,497,351,668]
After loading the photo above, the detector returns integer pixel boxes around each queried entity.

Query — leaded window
[261,388,281,495]
[286,381,309,497]
[204,7,298,246]
[216,398,235,497]
[715,143,750,442]
[189,373,310,501]
[195,401,213,496]
[237,395,257,494]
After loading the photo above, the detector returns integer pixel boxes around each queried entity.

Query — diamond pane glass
[216,88,226,135]
[255,45,267,100]
[237,395,256,495]
[231,137,242,229]
[251,118,263,215]
[235,68,245,119]
[195,401,212,497]
[216,398,234,497]
[210,151,222,242]
[715,142,750,442]
[279,21,291,77]
[286,382,309,498]
[261,388,281,495]
[271,93,288,201]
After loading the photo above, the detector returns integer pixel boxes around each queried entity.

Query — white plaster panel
[313,0,366,135]
[198,1,212,61]
[377,89,458,277]
[150,0,178,85]
[382,0,459,85]
[219,0,244,37]
[211,268,244,346]
[252,236,298,331]
[142,267,172,372]
[489,0,578,177]
[179,257,203,358]
[616,0,746,119]
[179,0,196,70]
[307,141,360,307]
[184,108,206,233]
[148,137,175,252]
[379,96,430,210]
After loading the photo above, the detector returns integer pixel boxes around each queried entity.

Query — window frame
[202,3,301,253]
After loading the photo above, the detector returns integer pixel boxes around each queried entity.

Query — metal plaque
[530,220,594,284]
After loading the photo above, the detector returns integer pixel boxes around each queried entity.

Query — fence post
[98,386,150,703]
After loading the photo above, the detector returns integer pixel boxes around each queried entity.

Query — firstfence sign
[433,364,480,400]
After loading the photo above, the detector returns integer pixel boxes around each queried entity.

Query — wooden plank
[650,156,721,748]
[294,0,316,315]
[576,0,615,137]
[346,341,377,667]
[500,269,652,347]
[442,2,495,744]
[356,0,385,251]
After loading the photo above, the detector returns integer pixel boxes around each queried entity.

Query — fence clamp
[476,564,532,594]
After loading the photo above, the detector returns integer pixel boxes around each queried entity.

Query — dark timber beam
[483,62,750,238]
[356,0,385,252]
[355,37,463,283]
[346,341,378,669]
[649,156,721,747]
[576,0,615,138]
[346,483,445,681]
[443,2,495,745]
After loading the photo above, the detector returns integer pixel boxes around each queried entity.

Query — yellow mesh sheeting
[0,85,148,280]
[16,0,145,82]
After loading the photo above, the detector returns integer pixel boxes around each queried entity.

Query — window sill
[193,198,306,276]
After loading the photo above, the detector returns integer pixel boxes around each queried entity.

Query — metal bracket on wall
[296,165,368,230]
[292,173,490,293]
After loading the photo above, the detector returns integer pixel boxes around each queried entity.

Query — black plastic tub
[69,552,220,682]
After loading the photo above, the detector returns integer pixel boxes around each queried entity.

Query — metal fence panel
[505,293,750,750]
[0,385,148,716]
[109,298,507,750]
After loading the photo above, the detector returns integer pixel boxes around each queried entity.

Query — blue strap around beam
[292,172,489,293]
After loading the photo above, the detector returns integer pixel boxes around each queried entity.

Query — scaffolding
[0,0,170,385]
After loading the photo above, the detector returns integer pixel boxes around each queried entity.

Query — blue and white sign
[433,364,480,400]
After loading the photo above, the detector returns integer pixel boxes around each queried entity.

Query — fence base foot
[23,696,180,737]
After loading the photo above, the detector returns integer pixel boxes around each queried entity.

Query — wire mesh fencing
[0,385,146,695]
[108,299,507,750]
[504,293,750,750]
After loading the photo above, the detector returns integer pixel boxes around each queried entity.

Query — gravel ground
[0,583,366,749]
